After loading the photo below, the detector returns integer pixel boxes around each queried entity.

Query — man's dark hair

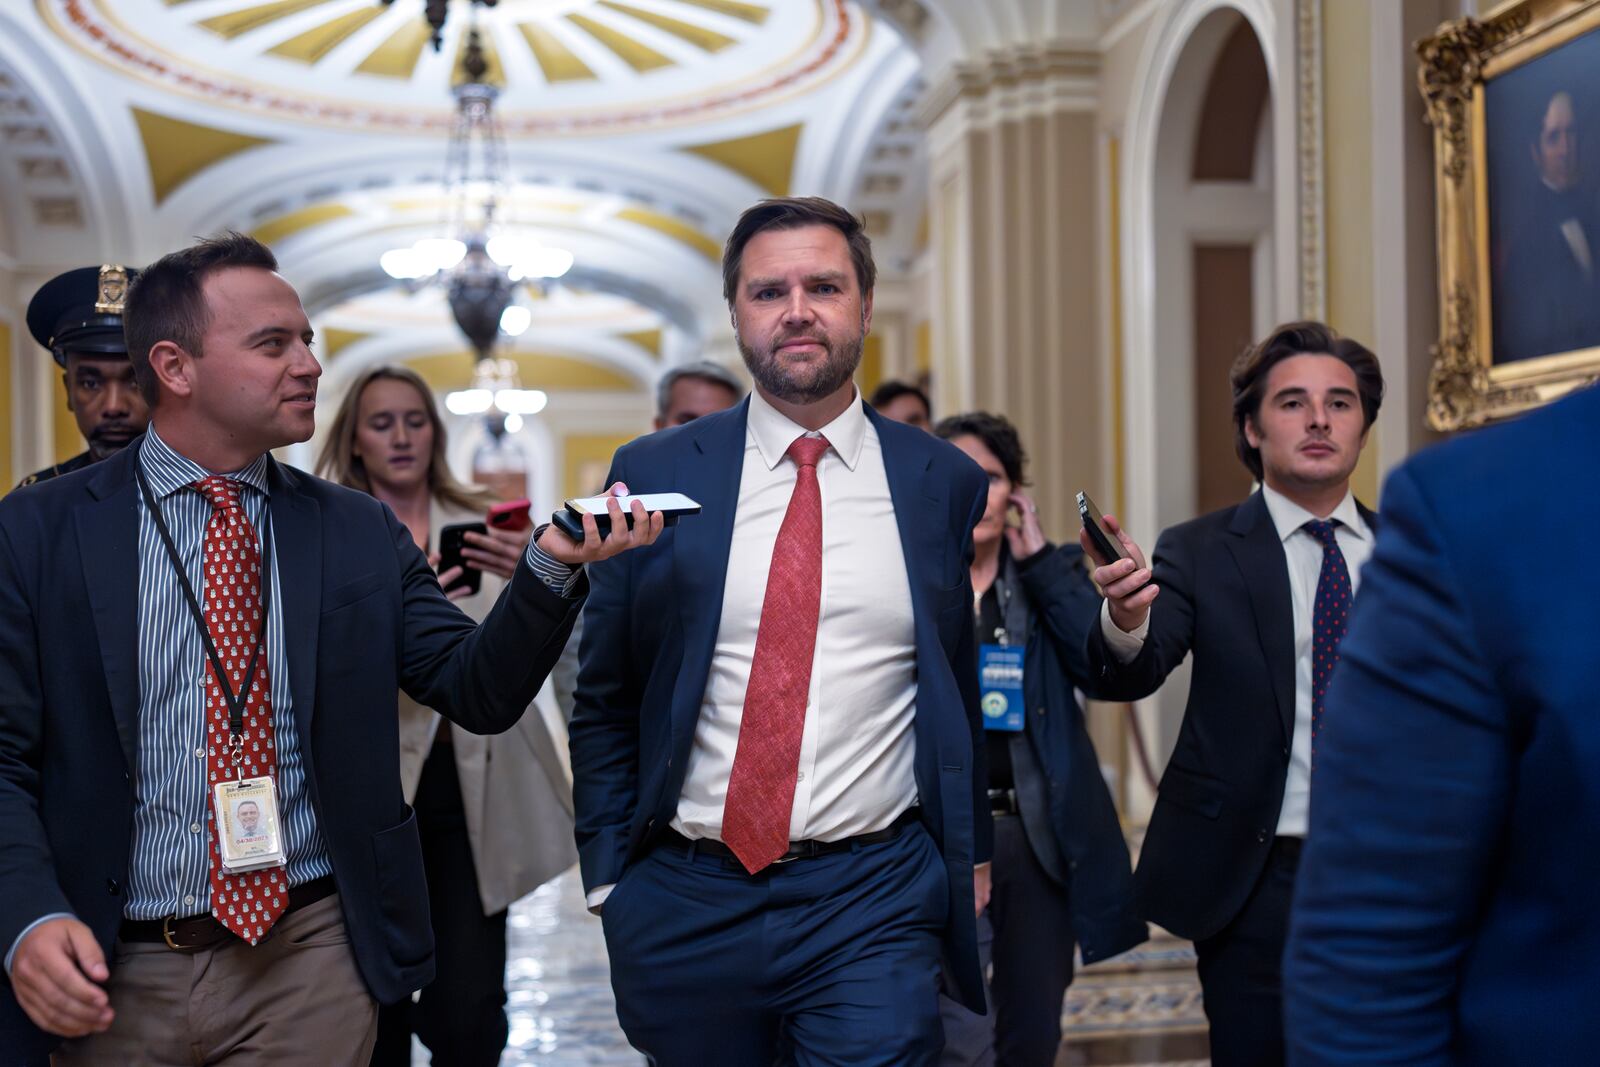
[123,232,279,406]
[722,197,876,306]
[1230,320,1384,481]
[933,411,1029,487]
[868,379,931,419]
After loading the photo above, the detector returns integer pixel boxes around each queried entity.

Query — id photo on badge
[215,778,285,871]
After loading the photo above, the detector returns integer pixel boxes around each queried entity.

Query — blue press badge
[979,644,1026,732]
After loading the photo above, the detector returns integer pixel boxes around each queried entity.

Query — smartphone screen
[1076,492,1125,564]
[565,492,701,516]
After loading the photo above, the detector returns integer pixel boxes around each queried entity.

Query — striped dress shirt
[124,428,332,920]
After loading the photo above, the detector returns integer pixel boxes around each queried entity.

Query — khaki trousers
[52,894,378,1067]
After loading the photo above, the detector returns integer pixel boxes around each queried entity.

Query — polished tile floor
[412,869,1208,1066]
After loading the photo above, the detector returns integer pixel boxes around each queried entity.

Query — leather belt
[988,788,1020,816]
[119,875,337,952]
[660,808,922,868]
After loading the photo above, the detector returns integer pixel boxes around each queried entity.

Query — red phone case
[487,498,532,532]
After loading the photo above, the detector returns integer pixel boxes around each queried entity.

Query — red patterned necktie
[1306,518,1351,757]
[195,476,287,942]
[721,435,831,874]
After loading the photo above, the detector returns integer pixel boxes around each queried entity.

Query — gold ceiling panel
[268,6,385,65]
[517,23,597,84]
[406,352,639,392]
[251,202,355,246]
[198,0,335,40]
[319,327,370,361]
[132,107,275,204]
[670,0,771,25]
[618,328,663,358]
[596,1,737,53]
[355,18,433,79]
[615,207,721,261]
[565,13,675,73]
[684,123,802,197]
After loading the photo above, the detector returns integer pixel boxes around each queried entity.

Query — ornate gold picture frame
[1419,0,1600,430]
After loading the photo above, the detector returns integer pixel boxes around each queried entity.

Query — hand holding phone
[1075,492,1159,634]
[437,522,486,596]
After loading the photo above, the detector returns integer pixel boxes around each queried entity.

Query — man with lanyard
[0,232,661,1063]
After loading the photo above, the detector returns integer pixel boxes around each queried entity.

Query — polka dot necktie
[1305,519,1351,754]
[721,435,830,875]
[194,476,287,943]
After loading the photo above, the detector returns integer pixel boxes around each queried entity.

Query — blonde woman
[319,365,578,1067]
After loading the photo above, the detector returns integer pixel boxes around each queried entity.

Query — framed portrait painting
[1419,0,1600,429]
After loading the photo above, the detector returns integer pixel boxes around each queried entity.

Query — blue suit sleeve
[567,454,642,892]
[1284,463,1508,1065]
[954,470,993,866]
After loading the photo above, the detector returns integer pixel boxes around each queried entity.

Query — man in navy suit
[571,197,991,1065]
[0,233,659,1063]
[1085,322,1385,1067]
[1284,383,1600,1064]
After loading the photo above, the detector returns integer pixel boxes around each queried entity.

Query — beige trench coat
[396,504,578,916]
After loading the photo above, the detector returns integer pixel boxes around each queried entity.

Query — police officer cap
[26,264,139,367]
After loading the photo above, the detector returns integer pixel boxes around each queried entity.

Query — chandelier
[379,21,568,423]
[379,0,499,52]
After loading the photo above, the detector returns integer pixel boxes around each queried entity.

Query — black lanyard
[135,465,273,765]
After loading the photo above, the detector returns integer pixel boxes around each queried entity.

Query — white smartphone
[564,492,701,517]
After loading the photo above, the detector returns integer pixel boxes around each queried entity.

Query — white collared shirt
[671,387,920,843]
[1100,486,1373,837]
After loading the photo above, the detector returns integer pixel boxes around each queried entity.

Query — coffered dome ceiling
[43,0,867,134]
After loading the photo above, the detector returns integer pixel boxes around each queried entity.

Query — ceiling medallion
[45,0,865,136]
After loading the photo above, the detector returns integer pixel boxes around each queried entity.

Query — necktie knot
[786,435,830,471]
[1304,518,1340,549]
[193,476,243,514]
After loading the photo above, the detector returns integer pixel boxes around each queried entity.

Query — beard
[736,314,866,405]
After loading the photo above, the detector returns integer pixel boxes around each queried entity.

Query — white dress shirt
[672,388,920,842]
[1099,486,1373,837]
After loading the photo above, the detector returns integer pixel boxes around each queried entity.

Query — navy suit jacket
[1085,491,1377,941]
[569,399,993,1011]
[1284,383,1600,1064]
[0,444,582,1059]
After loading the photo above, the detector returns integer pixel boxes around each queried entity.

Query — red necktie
[721,435,830,874]
[195,476,288,942]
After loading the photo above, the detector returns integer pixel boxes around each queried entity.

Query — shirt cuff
[525,526,583,598]
[6,912,74,975]
[585,884,615,914]
[1100,599,1149,664]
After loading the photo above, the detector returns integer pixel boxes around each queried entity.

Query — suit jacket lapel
[267,460,321,748]
[78,449,143,773]
[671,403,748,744]
[1224,492,1296,743]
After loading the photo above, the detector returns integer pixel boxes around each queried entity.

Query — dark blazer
[1285,384,1600,1065]
[569,399,993,1011]
[998,543,1146,964]
[1084,491,1376,942]
[0,444,582,1060]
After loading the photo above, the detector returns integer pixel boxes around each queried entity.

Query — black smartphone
[1076,492,1125,565]
[552,493,703,541]
[437,521,486,595]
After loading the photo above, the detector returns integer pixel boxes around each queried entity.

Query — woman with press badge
[933,413,1146,1066]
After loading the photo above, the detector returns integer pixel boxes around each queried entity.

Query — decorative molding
[916,42,1099,132]
[1296,0,1325,322]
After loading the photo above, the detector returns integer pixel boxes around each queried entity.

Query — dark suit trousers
[370,747,509,1067]
[939,814,1076,1067]
[1194,835,1301,1067]
[602,821,949,1066]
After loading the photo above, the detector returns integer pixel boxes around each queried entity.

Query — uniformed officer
[13,264,149,490]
